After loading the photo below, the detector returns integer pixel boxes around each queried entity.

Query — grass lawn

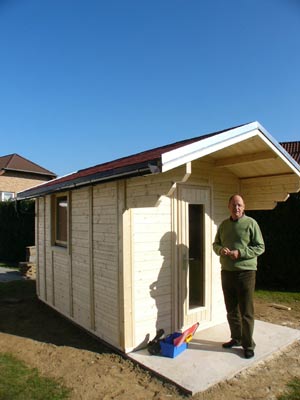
[278,378,300,400]
[0,353,71,400]
[255,289,300,400]
[255,289,300,304]
[0,281,71,399]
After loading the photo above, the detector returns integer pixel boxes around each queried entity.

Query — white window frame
[0,191,15,201]
[52,193,69,247]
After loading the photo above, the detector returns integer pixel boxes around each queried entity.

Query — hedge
[248,192,300,290]
[0,200,35,262]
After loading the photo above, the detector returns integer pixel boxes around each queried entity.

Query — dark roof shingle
[18,128,226,198]
[0,153,56,177]
[280,141,300,164]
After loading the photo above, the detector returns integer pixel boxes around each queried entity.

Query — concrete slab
[129,320,300,395]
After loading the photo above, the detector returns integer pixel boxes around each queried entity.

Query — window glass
[1,192,15,201]
[56,196,68,245]
[188,204,205,308]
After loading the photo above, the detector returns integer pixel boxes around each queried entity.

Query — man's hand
[229,250,240,260]
[220,248,240,260]
[220,247,230,256]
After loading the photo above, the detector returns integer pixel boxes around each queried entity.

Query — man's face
[228,195,245,220]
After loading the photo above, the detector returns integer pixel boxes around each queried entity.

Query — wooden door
[177,185,212,328]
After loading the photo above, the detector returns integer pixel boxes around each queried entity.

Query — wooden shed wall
[35,152,287,352]
[71,189,91,329]
[36,182,122,349]
[131,197,172,347]
[36,197,46,300]
[124,159,241,348]
[92,184,120,346]
[186,157,240,325]
[124,170,183,348]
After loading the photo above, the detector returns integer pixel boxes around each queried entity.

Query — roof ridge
[14,153,56,175]
[7,153,19,168]
[0,153,56,176]
[0,154,15,169]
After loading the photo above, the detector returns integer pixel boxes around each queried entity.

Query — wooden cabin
[17,122,300,353]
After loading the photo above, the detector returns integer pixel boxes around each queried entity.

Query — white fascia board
[161,121,300,176]
[255,123,300,175]
[161,122,260,172]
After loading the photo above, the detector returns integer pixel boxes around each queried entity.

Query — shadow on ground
[0,280,113,355]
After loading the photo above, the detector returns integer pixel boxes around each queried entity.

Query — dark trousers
[221,270,256,350]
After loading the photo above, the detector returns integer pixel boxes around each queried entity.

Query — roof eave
[161,121,300,176]
[3,167,56,178]
[17,160,161,200]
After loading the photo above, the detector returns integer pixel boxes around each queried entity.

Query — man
[213,194,265,359]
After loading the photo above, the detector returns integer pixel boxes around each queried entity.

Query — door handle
[183,256,195,270]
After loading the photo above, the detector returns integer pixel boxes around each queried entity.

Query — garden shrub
[0,200,35,262]
[248,192,300,290]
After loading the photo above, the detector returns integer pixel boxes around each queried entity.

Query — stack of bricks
[19,246,36,279]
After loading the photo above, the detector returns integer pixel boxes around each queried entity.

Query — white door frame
[174,184,212,330]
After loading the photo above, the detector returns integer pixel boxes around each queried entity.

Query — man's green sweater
[213,215,265,271]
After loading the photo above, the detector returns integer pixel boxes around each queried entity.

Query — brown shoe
[222,339,241,348]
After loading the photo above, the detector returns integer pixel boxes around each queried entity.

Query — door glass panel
[188,204,205,308]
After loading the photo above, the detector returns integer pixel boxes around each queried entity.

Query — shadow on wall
[150,232,188,334]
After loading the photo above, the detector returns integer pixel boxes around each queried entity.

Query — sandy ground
[0,281,299,400]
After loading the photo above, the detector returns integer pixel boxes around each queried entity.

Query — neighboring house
[17,122,300,353]
[0,153,56,201]
[280,141,300,164]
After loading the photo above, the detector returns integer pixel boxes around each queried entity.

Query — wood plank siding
[34,152,299,352]
[93,184,120,347]
[131,197,172,347]
[36,183,122,349]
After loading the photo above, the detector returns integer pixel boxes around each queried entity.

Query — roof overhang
[17,162,157,199]
[3,167,56,178]
[161,122,300,177]
[17,121,300,202]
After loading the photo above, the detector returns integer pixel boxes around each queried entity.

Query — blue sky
[0,0,299,176]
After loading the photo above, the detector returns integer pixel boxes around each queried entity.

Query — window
[0,192,15,201]
[188,204,205,308]
[53,195,68,247]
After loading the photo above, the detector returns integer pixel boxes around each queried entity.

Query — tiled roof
[0,153,56,177]
[280,141,300,164]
